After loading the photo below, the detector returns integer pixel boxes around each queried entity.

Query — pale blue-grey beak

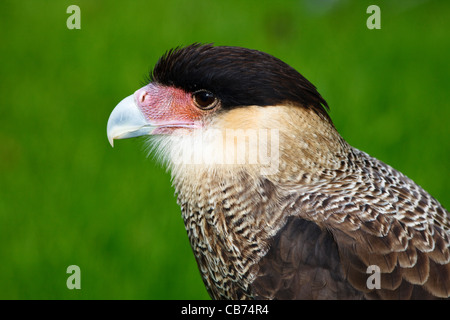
[107,95,154,147]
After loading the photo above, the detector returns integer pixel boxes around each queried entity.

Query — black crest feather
[151,43,330,121]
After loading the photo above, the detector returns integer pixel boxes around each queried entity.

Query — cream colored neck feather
[148,104,350,189]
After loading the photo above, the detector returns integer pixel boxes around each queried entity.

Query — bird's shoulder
[256,148,450,299]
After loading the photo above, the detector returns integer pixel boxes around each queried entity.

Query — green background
[0,0,448,299]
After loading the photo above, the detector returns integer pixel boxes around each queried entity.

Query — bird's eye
[192,90,217,110]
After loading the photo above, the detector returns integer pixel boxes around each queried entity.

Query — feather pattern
[148,102,450,299]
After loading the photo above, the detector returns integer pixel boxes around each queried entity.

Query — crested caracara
[107,44,450,300]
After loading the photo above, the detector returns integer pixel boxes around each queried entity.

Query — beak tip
[107,127,115,147]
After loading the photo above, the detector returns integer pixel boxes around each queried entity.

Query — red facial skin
[134,84,205,135]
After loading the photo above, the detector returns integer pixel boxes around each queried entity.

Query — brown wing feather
[251,217,364,299]
[263,148,450,299]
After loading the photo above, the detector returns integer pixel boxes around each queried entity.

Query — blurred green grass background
[0,0,448,299]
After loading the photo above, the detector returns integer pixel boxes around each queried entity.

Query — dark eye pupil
[193,91,216,109]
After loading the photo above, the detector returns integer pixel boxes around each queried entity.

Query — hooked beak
[106,95,154,147]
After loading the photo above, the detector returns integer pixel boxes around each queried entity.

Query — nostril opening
[139,91,146,103]
[134,89,148,105]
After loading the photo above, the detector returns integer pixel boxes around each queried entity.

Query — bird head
[107,44,342,178]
